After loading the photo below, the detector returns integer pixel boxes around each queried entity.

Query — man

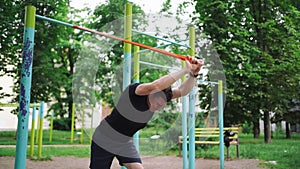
[90,58,204,169]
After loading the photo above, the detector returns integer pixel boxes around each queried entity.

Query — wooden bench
[178,127,239,160]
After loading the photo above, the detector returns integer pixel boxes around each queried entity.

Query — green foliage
[0,0,91,129]
[53,118,72,131]
[241,121,252,134]
[0,0,25,98]
[147,112,179,130]
[192,0,300,140]
[88,1,147,107]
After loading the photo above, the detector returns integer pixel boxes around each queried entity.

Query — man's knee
[123,162,144,169]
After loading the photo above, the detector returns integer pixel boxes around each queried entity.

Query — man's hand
[185,58,204,75]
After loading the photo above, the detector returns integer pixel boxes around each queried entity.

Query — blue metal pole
[188,27,196,169]
[123,3,132,90]
[182,95,188,169]
[36,14,73,27]
[121,3,132,169]
[188,88,196,169]
[133,46,140,151]
[14,5,36,169]
[218,80,224,169]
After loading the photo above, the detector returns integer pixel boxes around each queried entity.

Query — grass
[193,134,300,169]
[0,129,92,145]
[1,130,300,169]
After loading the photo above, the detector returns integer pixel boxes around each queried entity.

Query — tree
[0,0,87,130]
[193,0,300,143]
[89,0,181,107]
[0,0,25,100]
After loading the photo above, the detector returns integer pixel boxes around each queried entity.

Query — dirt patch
[0,156,265,169]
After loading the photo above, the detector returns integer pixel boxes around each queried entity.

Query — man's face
[148,95,167,112]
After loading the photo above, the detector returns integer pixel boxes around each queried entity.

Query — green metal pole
[133,46,140,151]
[90,106,94,144]
[70,103,75,144]
[29,103,36,157]
[121,3,132,169]
[123,3,132,90]
[14,5,36,169]
[49,111,54,143]
[188,26,196,169]
[35,110,40,143]
[218,80,224,169]
[37,101,44,159]
[80,105,85,144]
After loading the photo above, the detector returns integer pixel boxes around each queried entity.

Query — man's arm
[135,68,189,96]
[172,59,204,99]
[135,58,203,96]
[171,73,197,99]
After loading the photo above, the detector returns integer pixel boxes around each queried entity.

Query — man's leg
[90,141,115,169]
[123,162,144,169]
[116,155,144,169]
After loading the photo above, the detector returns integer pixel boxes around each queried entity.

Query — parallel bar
[36,14,192,62]
[139,61,179,70]
[138,39,188,54]
[36,15,73,27]
[197,80,219,85]
[132,29,190,48]
[0,103,40,108]
[15,6,36,169]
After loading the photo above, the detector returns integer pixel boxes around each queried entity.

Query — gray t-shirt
[92,83,154,158]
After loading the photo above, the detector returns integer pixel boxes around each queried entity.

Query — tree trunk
[263,111,272,143]
[286,122,291,139]
[253,119,260,138]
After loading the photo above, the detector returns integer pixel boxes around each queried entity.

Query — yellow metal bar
[0,103,40,108]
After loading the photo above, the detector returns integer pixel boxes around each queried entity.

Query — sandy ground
[0,156,266,169]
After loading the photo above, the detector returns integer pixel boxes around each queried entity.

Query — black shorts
[90,141,142,169]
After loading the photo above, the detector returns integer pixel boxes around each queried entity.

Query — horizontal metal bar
[197,80,219,85]
[0,103,40,108]
[36,15,73,27]
[36,15,191,62]
[138,39,188,54]
[139,61,179,70]
[132,29,190,48]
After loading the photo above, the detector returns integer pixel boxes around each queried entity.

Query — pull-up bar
[139,61,179,70]
[132,29,190,48]
[138,39,188,54]
[197,80,219,85]
[35,15,192,62]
